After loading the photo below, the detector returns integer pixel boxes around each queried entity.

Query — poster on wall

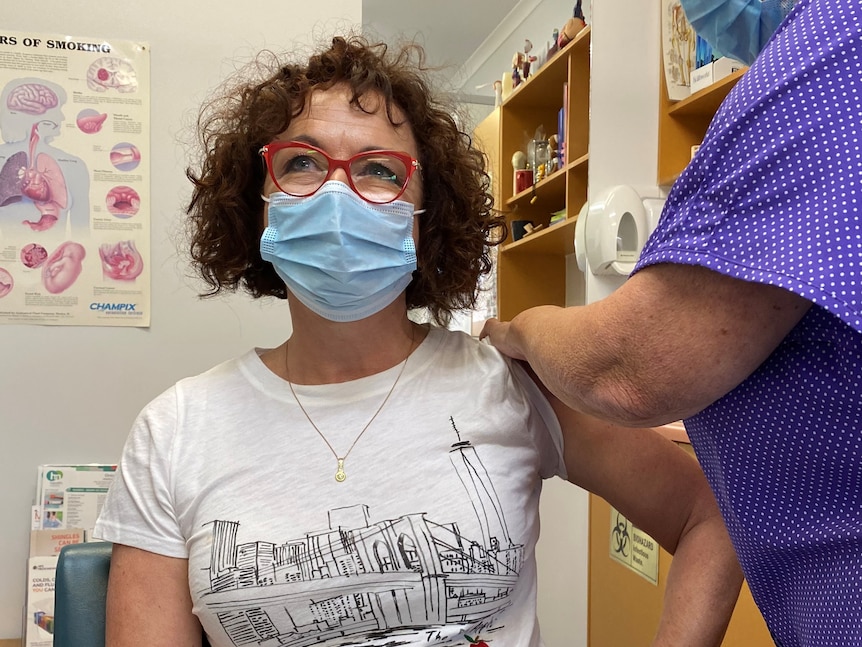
[661,0,697,101]
[0,30,150,326]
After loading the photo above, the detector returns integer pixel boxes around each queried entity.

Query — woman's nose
[328,167,351,186]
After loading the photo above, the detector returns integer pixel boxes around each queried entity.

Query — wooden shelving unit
[490,26,591,321]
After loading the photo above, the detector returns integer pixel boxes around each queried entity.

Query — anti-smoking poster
[0,30,150,326]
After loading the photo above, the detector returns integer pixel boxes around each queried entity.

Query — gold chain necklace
[284,325,415,483]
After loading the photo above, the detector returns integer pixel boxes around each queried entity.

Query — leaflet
[35,463,116,534]
[24,555,57,647]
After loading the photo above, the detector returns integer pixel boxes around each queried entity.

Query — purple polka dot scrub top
[633,0,862,645]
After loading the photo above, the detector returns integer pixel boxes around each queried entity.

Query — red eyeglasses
[260,141,421,204]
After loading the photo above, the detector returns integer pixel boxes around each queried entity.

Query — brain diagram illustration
[87,57,138,93]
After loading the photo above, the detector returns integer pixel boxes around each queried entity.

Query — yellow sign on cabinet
[608,506,659,585]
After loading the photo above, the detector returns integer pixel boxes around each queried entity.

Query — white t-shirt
[94,326,566,647]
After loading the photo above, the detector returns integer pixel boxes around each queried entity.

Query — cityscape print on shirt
[199,418,524,646]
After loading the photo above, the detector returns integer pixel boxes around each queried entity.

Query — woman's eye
[284,154,321,174]
[356,158,402,185]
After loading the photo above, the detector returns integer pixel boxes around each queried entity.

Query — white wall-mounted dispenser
[574,185,665,276]
[574,200,590,273]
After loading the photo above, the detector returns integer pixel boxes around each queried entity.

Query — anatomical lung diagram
[18,122,68,231]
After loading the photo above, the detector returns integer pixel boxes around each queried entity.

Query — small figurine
[511,51,525,88]
[511,150,528,171]
[548,134,560,173]
[548,29,560,59]
[475,79,506,105]
[522,40,537,81]
[511,40,539,88]
[558,0,587,49]
[512,150,532,194]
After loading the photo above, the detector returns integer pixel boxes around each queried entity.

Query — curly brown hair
[185,34,506,325]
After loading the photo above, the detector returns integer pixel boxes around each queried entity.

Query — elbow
[586,374,678,427]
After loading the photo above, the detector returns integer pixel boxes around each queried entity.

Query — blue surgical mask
[682,0,796,65]
[260,181,421,322]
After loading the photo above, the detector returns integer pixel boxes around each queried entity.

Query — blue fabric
[682,0,796,64]
[634,0,862,643]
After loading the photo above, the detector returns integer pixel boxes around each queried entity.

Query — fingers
[479,319,527,360]
[478,318,499,341]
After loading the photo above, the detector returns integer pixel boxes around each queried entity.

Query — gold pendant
[335,458,346,482]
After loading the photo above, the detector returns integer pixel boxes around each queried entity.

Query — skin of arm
[482,263,810,426]
[106,543,203,647]
[542,375,743,646]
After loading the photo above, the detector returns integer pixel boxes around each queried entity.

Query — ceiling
[361,0,522,103]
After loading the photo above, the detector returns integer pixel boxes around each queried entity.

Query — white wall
[585,0,661,303]
[0,1,360,637]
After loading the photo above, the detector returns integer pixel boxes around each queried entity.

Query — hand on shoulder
[480,317,527,360]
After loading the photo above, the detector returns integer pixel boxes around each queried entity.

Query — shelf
[507,167,566,209]
[658,166,687,189]
[503,27,591,111]
[567,152,589,170]
[567,25,592,56]
[667,68,747,118]
[501,217,577,256]
[505,153,589,221]
[657,62,747,186]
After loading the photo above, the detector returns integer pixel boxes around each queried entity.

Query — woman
[93,35,741,647]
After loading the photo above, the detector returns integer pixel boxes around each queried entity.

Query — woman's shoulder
[417,324,514,378]
[141,349,264,415]
[176,349,258,387]
[422,324,497,355]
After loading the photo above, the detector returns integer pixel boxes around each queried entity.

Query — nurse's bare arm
[482,263,810,426]
[551,395,743,647]
[106,543,203,647]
